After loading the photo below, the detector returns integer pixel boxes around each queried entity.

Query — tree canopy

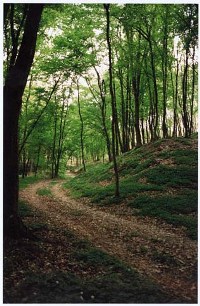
[3,3,198,236]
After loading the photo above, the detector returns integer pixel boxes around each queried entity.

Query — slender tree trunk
[77,80,86,172]
[126,69,132,149]
[149,38,159,140]
[4,4,43,239]
[55,90,69,177]
[161,10,168,138]
[93,68,112,161]
[118,67,127,152]
[132,77,142,147]
[51,96,58,179]
[189,45,196,136]
[173,53,179,138]
[22,148,27,178]
[34,144,41,177]
[182,49,189,137]
[104,4,120,197]
[113,80,123,154]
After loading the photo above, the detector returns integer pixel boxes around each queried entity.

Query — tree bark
[189,45,196,136]
[4,4,43,239]
[182,49,189,137]
[93,68,112,161]
[104,4,120,197]
[161,7,169,138]
[77,80,86,172]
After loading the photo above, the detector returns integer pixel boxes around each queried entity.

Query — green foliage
[128,191,197,239]
[151,250,180,267]
[36,188,52,197]
[144,165,197,188]
[19,176,41,190]
[158,149,197,166]
[29,223,48,231]
[18,200,34,217]
[74,247,123,267]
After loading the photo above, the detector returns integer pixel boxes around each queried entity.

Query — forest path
[20,179,197,302]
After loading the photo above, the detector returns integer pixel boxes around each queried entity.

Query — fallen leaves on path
[19,180,197,302]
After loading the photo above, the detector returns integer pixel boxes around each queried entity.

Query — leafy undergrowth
[4,201,186,303]
[64,136,198,239]
[36,187,52,196]
[19,176,41,190]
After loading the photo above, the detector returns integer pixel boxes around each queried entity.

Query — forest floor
[4,177,197,303]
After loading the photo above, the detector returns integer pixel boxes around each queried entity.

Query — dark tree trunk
[149,39,159,140]
[3,4,43,239]
[55,89,69,177]
[161,10,168,139]
[182,49,189,137]
[93,67,112,161]
[132,77,142,147]
[126,70,132,149]
[189,45,196,136]
[173,52,179,138]
[51,96,58,179]
[117,67,127,152]
[34,144,41,177]
[113,80,123,155]
[77,80,86,172]
[104,4,120,197]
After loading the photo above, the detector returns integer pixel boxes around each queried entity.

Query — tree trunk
[34,144,41,177]
[117,67,127,152]
[182,49,189,137]
[104,4,120,197]
[189,45,196,136]
[93,68,112,161]
[149,38,159,140]
[51,96,58,179]
[77,80,86,172]
[4,4,43,239]
[173,52,179,138]
[55,89,69,177]
[161,8,168,138]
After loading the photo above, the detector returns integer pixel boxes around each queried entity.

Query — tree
[4,4,44,239]
[104,4,120,197]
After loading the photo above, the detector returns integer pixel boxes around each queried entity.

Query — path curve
[20,180,197,302]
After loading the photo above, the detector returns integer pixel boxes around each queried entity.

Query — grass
[19,176,41,190]
[128,191,197,239]
[73,247,128,270]
[151,250,181,267]
[158,149,197,166]
[19,200,34,217]
[143,164,197,188]
[36,188,52,197]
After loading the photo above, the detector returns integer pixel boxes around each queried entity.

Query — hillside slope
[65,136,198,239]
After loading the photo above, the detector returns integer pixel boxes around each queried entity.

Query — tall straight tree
[77,79,86,172]
[4,4,44,239]
[104,4,120,197]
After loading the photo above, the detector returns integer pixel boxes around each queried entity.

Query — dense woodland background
[4,4,198,179]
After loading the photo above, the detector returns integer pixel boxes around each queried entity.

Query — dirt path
[20,179,197,302]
